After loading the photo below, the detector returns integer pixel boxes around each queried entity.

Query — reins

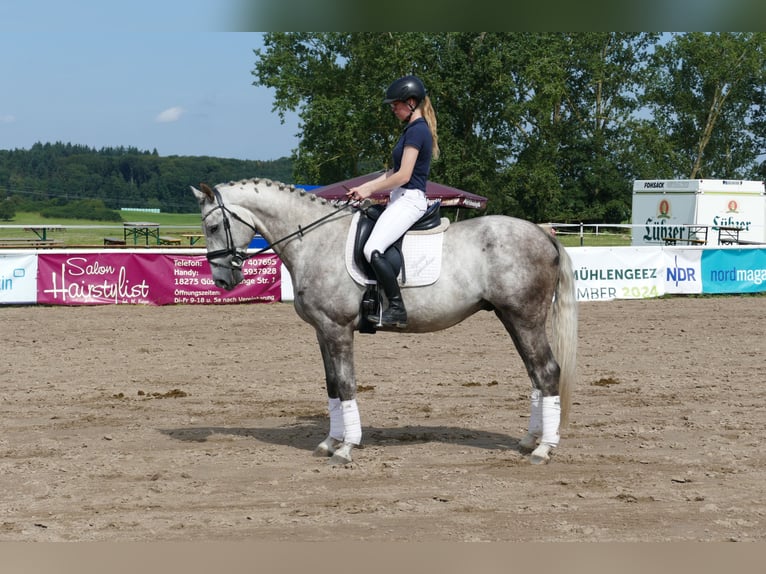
[204,185,356,271]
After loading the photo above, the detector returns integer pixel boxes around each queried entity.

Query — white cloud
[155,106,183,123]
[0,114,16,123]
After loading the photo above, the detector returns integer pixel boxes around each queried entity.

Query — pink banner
[36,252,281,305]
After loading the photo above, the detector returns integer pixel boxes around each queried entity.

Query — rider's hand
[346,185,369,201]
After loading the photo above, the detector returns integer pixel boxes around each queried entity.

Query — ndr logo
[666,256,697,286]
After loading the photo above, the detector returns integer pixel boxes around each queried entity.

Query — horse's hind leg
[496,309,561,464]
[523,394,561,465]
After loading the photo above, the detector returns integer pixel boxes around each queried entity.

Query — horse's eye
[208,224,219,234]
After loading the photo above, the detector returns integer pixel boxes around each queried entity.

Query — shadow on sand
[159,415,525,454]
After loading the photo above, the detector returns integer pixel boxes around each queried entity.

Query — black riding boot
[368,250,407,328]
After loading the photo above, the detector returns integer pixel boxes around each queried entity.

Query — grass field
[1,212,206,246]
[554,230,632,247]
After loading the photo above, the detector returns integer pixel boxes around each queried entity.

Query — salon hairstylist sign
[36,252,281,305]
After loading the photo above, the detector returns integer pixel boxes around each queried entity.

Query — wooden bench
[181,233,205,245]
[104,237,127,246]
[0,238,63,248]
[662,237,706,246]
[717,226,743,245]
[159,236,182,246]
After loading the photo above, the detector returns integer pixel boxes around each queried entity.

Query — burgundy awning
[311,171,488,209]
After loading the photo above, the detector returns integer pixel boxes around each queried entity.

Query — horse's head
[191,182,257,290]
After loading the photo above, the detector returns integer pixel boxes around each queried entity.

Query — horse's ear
[191,183,215,204]
[200,183,215,201]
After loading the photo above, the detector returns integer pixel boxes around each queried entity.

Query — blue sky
[4,1,762,162]
[0,1,300,160]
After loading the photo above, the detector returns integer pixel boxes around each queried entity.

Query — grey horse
[191,178,578,465]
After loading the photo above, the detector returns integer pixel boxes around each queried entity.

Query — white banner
[661,248,703,294]
[0,254,38,304]
[569,247,664,301]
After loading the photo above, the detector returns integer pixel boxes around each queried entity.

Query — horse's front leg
[312,327,361,465]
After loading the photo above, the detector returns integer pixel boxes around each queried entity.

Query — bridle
[202,185,355,272]
[202,186,259,271]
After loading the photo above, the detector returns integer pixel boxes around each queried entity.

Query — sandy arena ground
[1,295,764,542]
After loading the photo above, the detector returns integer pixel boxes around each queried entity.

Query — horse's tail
[551,241,578,427]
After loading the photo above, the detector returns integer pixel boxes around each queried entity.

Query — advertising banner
[569,247,664,301]
[701,248,766,294]
[662,248,703,294]
[36,252,281,305]
[0,254,38,304]
[0,246,761,307]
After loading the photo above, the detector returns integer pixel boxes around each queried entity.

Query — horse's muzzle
[210,266,244,290]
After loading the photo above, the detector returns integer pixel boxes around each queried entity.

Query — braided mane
[223,177,333,208]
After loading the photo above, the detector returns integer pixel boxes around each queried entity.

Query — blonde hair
[420,95,440,161]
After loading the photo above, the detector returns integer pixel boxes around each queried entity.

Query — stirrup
[370,308,407,328]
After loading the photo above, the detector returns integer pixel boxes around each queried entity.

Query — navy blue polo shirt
[392,117,432,191]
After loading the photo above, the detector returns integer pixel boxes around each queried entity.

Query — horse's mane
[222,177,334,209]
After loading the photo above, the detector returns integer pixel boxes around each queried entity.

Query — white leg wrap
[341,399,362,445]
[519,389,543,452]
[527,388,542,436]
[541,395,561,447]
[328,397,343,440]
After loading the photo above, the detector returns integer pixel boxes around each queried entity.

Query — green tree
[0,198,16,221]
[498,33,659,222]
[643,32,766,179]
[253,32,659,222]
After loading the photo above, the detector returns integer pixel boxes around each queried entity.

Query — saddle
[353,200,443,283]
[353,200,443,334]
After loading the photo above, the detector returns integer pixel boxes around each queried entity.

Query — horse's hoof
[328,442,354,465]
[329,453,351,465]
[529,443,553,464]
[313,436,342,457]
[313,446,332,458]
[518,432,539,453]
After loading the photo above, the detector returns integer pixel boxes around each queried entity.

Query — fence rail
[546,222,765,247]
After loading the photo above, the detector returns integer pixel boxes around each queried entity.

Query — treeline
[0,142,293,218]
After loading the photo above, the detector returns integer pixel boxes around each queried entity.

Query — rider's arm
[346,146,418,200]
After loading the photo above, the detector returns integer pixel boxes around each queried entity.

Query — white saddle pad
[345,211,448,287]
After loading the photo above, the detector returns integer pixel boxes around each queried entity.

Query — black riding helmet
[383,75,426,106]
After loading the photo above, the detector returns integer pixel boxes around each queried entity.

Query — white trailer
[631,179,766,245]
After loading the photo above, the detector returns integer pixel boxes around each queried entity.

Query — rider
[346,74,440,328]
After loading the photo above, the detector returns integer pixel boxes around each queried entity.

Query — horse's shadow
[159,415,525,454]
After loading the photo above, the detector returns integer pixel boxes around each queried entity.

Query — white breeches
[363,188,427,262]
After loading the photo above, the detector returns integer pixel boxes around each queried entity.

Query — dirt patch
[1,296,764,541]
